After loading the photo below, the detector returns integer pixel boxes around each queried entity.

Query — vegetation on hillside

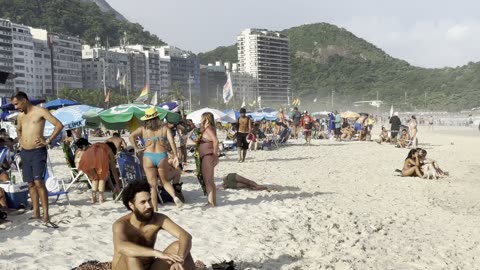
[0,0,165,47]
[197,45,238,65]
[199,23,480,111]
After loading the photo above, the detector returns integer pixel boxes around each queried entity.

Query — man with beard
[112,181,195,270]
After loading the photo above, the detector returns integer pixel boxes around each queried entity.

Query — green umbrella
[83,104,182,130]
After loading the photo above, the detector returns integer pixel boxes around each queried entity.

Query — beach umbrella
[83,104,182,130]
[44,105,102,136]
[247,112,278,121]
[256,107,276,113]
[159,101,179,112]
[224,109,240,120]
[341,111,360,119]
[43,98,80,110]
[186,108,236,124]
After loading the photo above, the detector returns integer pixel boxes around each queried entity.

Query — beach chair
[114,151,145,202]
[61,142,92,192]
[45,149,70,204]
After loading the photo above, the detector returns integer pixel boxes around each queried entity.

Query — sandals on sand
[43,221,59,229]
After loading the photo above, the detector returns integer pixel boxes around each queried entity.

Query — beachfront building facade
[11,23,36,96]
[200,62,227,107]
[0,19,14,96]
[159,45,200,102]
[237,28,290,105]
[123,45,162,96]
[30,28,53,97]
[82,44,130,94]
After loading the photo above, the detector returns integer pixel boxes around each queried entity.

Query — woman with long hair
[129,107,182,211]
[197,112,219,207]
[401,148,422,177]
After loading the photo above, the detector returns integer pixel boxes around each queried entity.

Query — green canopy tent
[83,104,182,130]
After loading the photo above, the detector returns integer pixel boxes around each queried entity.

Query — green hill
[0,0,165,47]
[199,23,480,111]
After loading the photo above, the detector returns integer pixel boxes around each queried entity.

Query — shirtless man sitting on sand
[112,181,195,270]
[106,132,128,153]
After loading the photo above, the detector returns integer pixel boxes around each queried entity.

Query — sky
[109,0,480,68]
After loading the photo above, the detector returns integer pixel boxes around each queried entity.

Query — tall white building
[11,23,35,96]
[30,28,53,96]
[237,28,290,105]
[0,19,14,96]
[31,30,83,95]
[124,45,162,95]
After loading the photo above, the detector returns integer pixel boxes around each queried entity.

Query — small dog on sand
[421,164,437,180]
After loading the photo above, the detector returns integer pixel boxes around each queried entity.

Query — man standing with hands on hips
[12,91,64,228]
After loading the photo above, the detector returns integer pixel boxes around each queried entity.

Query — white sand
[1,126,480,269]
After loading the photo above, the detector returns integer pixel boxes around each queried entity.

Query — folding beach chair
[45,148,70,204]
[61,142,92,192]
[114,151,145,202]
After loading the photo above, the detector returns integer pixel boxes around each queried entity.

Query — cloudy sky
[110,0,480,68]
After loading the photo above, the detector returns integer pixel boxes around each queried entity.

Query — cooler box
[0,182,29,209]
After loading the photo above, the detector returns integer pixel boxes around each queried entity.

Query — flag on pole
[134,85,149,103]
[292,98,301,106]
[116,68,120,81]
[241,99,245,108]
[119,74,127,87]
[150,91,158,106]
[104,89,112,103]
[389,105,394,117]
[313,97,317,103]
[249,100,256,107]
[257,96,262,108]
[222,72,233,103]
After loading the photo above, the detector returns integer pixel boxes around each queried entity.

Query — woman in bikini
[198,112,219,207]
[129,107,182,211]
[402,148,423,177]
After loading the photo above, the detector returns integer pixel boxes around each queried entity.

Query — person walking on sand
[408,115,418,147]
[236,108,251,162]
[334,111,342,141]
[112,181,196,270]
[389,112,402,144]
[291,107,302,140]
[301,111,314,144]
[13,91,64,228]
[129,107,183,211]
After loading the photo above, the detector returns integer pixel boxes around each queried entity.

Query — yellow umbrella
[341,111,360,119]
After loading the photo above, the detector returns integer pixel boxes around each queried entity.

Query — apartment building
[237,28,290,105]
[0,19,13,96]
[82,44,130,94]
[11,23,35,96]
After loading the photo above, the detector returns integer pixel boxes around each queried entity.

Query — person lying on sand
[112,181,195,270]
[222,173,268,191]
[401,149,423,177]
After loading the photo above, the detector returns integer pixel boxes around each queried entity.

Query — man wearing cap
[237,108,251,162]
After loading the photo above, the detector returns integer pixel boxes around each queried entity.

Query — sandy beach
[1,125,480,270]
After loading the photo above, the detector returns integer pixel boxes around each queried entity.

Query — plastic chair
[114,151,145,202]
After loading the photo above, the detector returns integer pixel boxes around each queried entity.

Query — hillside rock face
[79,0,127,21]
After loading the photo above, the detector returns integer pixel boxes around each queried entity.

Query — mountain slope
[199,23,480,111]
[79,0,127,21]
[0,0,164,47]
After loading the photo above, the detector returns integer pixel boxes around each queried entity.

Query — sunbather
[397,129,410,148]
[418,149,448,177]
[112,181,195,270]
[378,126,390,143]
[222,173,268,190]
[402,149,423,177]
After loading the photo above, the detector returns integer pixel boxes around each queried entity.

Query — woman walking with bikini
[129,107,182,211]
[197,112,219,207]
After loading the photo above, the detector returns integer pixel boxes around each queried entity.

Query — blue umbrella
[159,101,179,111]
[44,105,102,136]
[43,98,80,110]
[223,109,240,120]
